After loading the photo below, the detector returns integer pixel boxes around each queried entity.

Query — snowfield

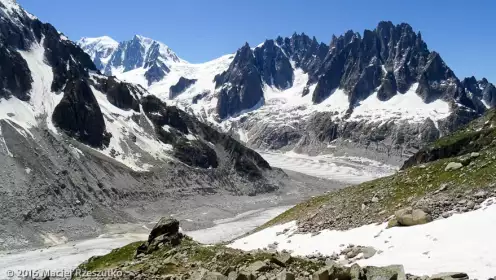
[229,198,496,279]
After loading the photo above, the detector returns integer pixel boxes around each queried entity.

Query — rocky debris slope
[74,219,471,280]
[259,109,496,233]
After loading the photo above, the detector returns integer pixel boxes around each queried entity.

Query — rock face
[169,76,197,99]
[102,35,180,75]
[462,76,496,109]
[0,1,95,98]
[90,75,141,111]
[144,61,170,86]
[0,45,32,101]
[208,24,489,161]
[52,78,109,147]
[215,43,264,119]
[140,95,271,177]
[254,39,294,89]
[78,25,495,162]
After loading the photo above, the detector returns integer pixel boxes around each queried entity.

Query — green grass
[79,241,143,271]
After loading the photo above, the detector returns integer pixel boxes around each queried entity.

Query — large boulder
[392,207,431,227]
[136,217,183,255]
[148,217,180,242]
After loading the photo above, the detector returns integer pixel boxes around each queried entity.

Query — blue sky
[18,0,496,81]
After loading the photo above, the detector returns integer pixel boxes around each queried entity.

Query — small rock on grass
[445,162,463,171]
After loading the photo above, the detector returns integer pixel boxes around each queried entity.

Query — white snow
[0,40,59,138]
[259,151,396,183]
[78,36,119,69]
[350,84,450,123]
[230,198,496,279]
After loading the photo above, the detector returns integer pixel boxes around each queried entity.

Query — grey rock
[246,260,270,273]
[148,217,180,243]
[445,162,463,171]
[364,265,406,280]
[312,267,329,280]
[394,207,431,227]
[271,253,292,267]
[361,246,377,259]
[428,272,469,280]
[236,271,255,280]
[276,271,295,280]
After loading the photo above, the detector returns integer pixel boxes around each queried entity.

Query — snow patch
[230,198,496,280]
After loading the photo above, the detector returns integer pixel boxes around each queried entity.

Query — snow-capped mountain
[78,35,184,86]
[78,36,118,70]
[0,0,283,249]
[81,28,495,163]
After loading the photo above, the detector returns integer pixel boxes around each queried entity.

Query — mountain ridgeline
[216,22,491,119]
[79,22,495,162]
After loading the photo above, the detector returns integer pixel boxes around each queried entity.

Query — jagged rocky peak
[254,39,293,89]
[215,42,264,119]
[310,21,475,110]
[462,76,496,108]
[104,35,181,73]
[276,32,329,76]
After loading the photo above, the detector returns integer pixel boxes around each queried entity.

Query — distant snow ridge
[78,35,184,86]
